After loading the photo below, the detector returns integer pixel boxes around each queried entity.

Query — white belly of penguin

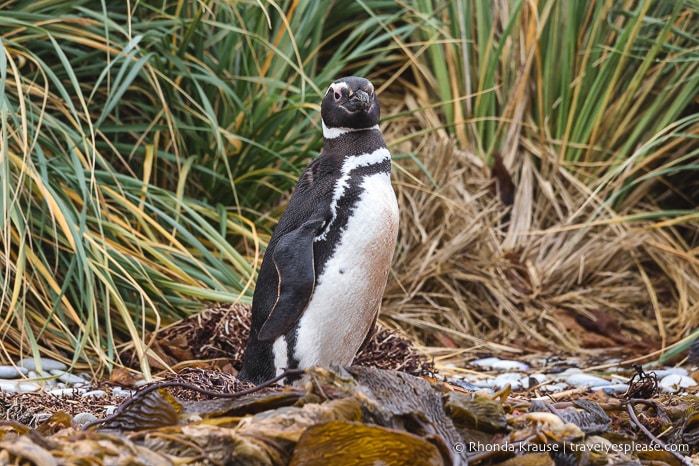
[276,172,398,374]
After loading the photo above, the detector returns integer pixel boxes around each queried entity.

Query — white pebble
[72,412,98,427]
[0,379,41,393]
[111,387,136,398]
[82,390,106,398]
[470,357,502,369]
[493,372,524,390]
[518,373,549,389]
[659,374,696,393]
[48,387,86,397]
[538,382,568,393]
[563,373,611,388]
[596,384,630,394]
[470,357,530,371]
[104,406,118,416]
[50,370,88,386]
[652,367,688,379]
[491,360,530,371]
[18,357,67,372]
[556,368,583,376]
[0,366,28,379]
[472,378,497,389]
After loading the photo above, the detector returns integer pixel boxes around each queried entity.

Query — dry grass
[379,88,699,366]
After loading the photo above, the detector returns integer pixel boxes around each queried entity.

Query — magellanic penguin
[238,76,399,384]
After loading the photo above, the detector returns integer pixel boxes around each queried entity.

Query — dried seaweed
[134,303,434,378]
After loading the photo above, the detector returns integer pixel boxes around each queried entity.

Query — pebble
[27,370,47,379]
[112,387,136,398]
[0,366,29,379]
[557,367,583,376]
[0,379,41,393]
[50,370,88,386]
[82,389,107,398]
[539,382,568,393]
[470,357,502,369]
[450,379,482,391]
[659,374,697,393]
[651,367,688,379]
[451,358,699,397]
[104,406,119,416]
[48,387,87,397]
[18,357,67,372]
[519,373,549,389]
[492,360,530,371]
[596,384,630,395]
[492,372,524,390]
[72,412,98,427]
[471,357,529,371]
[562,373,612,389]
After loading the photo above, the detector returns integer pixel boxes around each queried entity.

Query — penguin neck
[322,120,380,140]
[321,124,387,160]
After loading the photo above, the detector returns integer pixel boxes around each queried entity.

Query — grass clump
[1,0,697,376]
[0,0,415,375]
[379,0,699,363]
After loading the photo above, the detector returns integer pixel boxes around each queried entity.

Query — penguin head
[321,76,380,131]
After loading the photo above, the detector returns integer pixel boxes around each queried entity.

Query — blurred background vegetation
[1,0,697,377]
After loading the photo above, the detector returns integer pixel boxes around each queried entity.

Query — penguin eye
[334,90,342,101]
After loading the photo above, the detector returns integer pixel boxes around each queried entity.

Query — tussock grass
[369,0,699,365]
[381,89,698,365]
[0,0,418,375]
[1,0,697,376]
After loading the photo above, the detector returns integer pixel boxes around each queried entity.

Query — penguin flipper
[257,219,323,341]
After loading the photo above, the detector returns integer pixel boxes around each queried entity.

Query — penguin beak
[348,90,371,111]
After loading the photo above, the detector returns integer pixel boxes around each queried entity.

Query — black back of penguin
[239,76,398,384]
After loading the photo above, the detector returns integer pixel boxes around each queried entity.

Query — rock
[519,373,549,389]
[82,390,107,398]
[492,372,524,390]
[538,383,568,394]
[72,412,98,427]
[470,357,502,369]
[652,367,688,379]
[26,370,50,379]
[562,373,611,389]
[659,374,697,393]
[0,366,29,379]
[596,384,629,395]
[449,379,481,391]
[50,370,88,386]
[557,368,583,376]
[470,357,529,371]
[112,387,136,398]
[104,406,119,416]
[492,360,529,371]
[0,379,41,393]
[48,387,87,397]
[18,357,68,372]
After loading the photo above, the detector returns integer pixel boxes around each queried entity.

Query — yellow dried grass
[380,89,699,365]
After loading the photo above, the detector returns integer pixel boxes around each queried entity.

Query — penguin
[238,76,399,384]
